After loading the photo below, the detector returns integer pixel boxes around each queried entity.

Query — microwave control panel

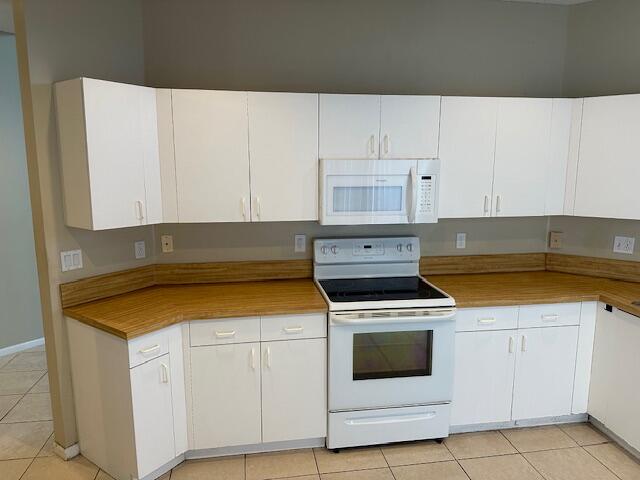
[414,158,439,223]
[417,175,435,215]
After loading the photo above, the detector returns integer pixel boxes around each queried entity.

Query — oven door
[328,309,456,411]
[319,159,418,225]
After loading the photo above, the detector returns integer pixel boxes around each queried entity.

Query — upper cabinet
[574,94,640,220]
[319,94,440,160]
[172,90,251,223]
[55,78,162,230]
[248,92,319,222]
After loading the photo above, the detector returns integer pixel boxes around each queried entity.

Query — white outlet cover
[161,235,174,253]
[294,234,306,253]
[456,233,466,249]
[60,249,83,272]
[613,236,635,255]
[135,241,146,259]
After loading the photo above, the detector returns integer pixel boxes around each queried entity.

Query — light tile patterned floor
[2,347,640,479]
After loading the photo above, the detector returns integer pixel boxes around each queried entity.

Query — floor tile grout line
[311,447,321,478]
[580,444,626,480]
[442,439,471,480]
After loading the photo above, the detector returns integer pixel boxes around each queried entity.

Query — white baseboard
[589,416,640,461]
[53,442,80,460]
[0,337,44,357]
[450,413,588,434]
[186,437,326,460]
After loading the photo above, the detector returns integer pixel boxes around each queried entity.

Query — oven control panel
[314,237,420,264]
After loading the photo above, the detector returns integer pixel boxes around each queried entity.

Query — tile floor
[2,347,640,479]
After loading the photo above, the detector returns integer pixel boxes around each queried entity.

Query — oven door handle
[345,412,437,426]
[330,310,456,326]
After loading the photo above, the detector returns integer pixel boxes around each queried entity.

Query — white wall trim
[53,441,80,460]
[0,337,45,357]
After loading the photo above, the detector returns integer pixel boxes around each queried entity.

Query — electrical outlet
[294,234,306,253]
[613,236,635,255]
[60,249,83,272]
[456,233,466,249]
[549,231,564,249]
[161,235,174,253]
[135,241,146,259]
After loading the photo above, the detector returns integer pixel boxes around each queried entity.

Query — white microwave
[319,158,440,225]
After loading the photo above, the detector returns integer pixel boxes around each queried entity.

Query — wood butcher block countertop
[63,271,640,340]
[63,279,328,339]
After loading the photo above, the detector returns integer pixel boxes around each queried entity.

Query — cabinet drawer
[128,330,170,368]
[190,317,260,346]
[519,303,581,329]
[261,313,327,341]
[456,307,519,332]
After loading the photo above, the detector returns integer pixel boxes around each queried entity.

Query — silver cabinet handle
[250,347,256,370]
[496,195,502,214]
[383,134,390,155]
[369,135,376,157]
[484,195,490,216]
[139,344,160,355]
[477,317,496,325]
[509,336,515,354]
[215,330,236,339]
[521,335,527,352]
[160,363,169,384]
[542,314,560,323]
[135,200,145,221]
[265,346,272,368]
[283,326,304,334]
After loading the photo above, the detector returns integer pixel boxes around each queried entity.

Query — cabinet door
[380,95,440,159]
[172,89,251,222]
[451,330,517,426]
[545,99,574,216]
[248,92,319,221]
[493,98,553,217]
[575,94,640,220]
[439,97,498,218]
[191,343,261,448]
[261,339,327,442]
[130,355,175,479]
[319,94,380,159]
[512,326,579,420]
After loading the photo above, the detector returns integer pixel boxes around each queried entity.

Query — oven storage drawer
[327,404,451,449]
[518,303,581,329]
[261,313,327,341]
[455,306,519,332]
[190,317,261,346]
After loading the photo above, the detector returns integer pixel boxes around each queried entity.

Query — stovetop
[318,276,448,303]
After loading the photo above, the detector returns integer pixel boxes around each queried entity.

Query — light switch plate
[161,235,174,253]
[60,249,83,272]
[456,233,466,249]
[294,234,306,253]
[549,231,564,249]
[134,241,146,259]
[613,236,635,255]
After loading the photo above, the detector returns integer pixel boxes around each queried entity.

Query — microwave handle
[408,166,418,223]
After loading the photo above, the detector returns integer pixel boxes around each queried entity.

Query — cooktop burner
[318,276,448,303]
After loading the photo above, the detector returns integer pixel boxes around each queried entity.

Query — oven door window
[352,330,433,380]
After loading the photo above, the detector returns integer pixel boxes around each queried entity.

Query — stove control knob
[321,246,329,255]
[330,245,339,255]
[396,243,403,252]
[406,243,413,253]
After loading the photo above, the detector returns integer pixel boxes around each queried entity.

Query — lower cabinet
[452,303,591,428]
[191,343,262,449]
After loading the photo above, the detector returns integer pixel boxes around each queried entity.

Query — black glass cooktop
[319,276,448,303]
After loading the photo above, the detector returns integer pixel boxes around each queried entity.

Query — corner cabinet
[451,302,596,429]
[54,78,163,230]
[65,320,188,480]
[189,314,327,450]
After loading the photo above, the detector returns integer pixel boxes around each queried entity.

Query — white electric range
[314,237,457,450]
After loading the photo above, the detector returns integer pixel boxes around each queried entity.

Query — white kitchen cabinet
[589,305,640,451]
[511,326,579,420]
[545,99,576,216]
[191,342,262,449]
[54,78,162,230]
[172,89,251,222]
[492,98,553,217]
[248,92,319,221]
[379,95,440,159]
[319,94,381,159]
[261,338,327,442]
[574,94,640,220]
[451,330,517,426]
[130,354,176,479]
[439,97,499,218]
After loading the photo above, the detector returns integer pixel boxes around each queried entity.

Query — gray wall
[0,33,42,350]
[564,0,640,97]
[142,0,570,97]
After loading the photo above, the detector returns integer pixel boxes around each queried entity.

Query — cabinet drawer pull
[215,330,236,339]
[265,346,272,368]
[496,195,502,214]
[283,326,304,334]
[250,347,256,370]
[483,195,490,216]
[521,335,527,352]
[135,200,145,221]
[383,134,390,155]
[160,363,169,384]
[509,336,515,354]
[477,317,496,325]
[541,314,560,322]
[139,344,160,355]
[369,135,376,156]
